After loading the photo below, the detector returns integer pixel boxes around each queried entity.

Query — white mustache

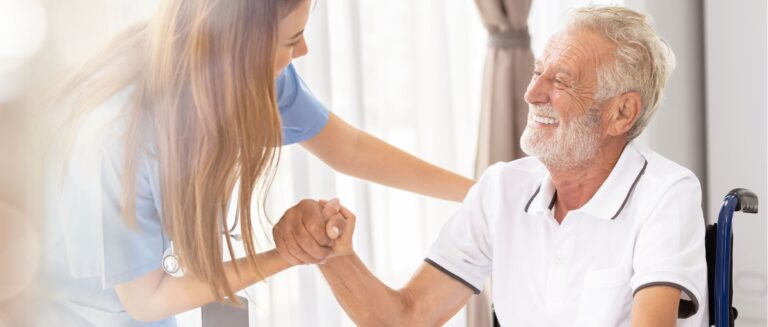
[529,104,559,119]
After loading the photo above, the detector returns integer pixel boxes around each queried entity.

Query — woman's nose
[293,38,308,59]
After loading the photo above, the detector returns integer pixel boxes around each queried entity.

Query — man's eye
[532,71,542,77]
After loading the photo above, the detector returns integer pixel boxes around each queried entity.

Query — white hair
[565,6,677,140]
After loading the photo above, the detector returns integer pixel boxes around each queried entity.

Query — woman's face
[275,0,311,76]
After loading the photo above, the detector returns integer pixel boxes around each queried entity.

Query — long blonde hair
[61,0,306,301]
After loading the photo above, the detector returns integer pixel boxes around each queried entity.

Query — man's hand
[273,199,337,265]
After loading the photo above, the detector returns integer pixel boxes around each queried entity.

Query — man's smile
[528,113,561,127]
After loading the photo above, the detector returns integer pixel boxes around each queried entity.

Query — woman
[42,0,473,325]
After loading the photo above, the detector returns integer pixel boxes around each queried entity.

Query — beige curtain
[474,0,534,177]
[470,0,533,326]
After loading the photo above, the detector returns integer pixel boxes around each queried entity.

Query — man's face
[521,29,615,170]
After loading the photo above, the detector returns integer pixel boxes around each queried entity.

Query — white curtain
[244,1,486,326]
[31,0,487,325]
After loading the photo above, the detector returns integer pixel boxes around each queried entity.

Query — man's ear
[606,91,642,137]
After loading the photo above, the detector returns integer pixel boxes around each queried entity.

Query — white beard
[520,104,602,170]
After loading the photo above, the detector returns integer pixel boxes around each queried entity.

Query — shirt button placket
[547,220,573,310]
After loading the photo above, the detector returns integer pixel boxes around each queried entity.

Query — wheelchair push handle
[713,188,758,327]
[726,188,758,214]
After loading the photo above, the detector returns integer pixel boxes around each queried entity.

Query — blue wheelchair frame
[710,188,759,327]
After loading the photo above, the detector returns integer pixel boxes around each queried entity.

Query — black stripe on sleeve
[424,258,481,294]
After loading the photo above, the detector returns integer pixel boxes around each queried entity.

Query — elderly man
[273,5,707,326]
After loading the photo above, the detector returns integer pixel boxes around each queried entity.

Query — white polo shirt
[426,143,708,326]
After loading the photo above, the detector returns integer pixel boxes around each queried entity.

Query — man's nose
[524,75,550,105]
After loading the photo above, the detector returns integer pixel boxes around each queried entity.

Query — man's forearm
[319,253,416,326]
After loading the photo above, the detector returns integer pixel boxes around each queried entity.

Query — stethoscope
[161,214,242,277]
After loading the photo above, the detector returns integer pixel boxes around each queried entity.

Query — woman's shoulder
[54,85,150,185]
[58,85,141,161]
[78,85,136,139]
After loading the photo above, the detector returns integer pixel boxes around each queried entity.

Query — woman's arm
[114,199,333,322]
[115,250,292,322]
[301,113,474,202]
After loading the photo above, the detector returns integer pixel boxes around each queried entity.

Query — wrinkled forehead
[536,29,615,78]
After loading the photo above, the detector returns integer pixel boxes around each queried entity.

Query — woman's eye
[287,38,301,47]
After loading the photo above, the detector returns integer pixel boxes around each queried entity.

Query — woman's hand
[319,199,356,259]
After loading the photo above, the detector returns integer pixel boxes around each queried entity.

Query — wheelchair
[492,188,759,327]
[705,188,758,326]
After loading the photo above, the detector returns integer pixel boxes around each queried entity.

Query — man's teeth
[531,114,559,125]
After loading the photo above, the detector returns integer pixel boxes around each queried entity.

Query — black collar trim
[610,159,648,220]
[523,159,648,220]
[524,184,541,213]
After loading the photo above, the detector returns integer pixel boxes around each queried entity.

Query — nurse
[41,0,473,326]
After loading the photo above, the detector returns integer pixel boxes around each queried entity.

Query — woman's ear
[607,91,642,137]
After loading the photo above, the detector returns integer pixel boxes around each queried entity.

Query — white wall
[704,0,767,325]
[624,0,708,196]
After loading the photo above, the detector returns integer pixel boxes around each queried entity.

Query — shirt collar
[524,142,648,220]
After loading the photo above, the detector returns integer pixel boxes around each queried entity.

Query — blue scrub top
[41,64,329,326]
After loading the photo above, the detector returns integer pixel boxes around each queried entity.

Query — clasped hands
[272,198,356,265]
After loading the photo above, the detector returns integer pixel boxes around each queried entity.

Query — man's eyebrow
[556,66,572,77]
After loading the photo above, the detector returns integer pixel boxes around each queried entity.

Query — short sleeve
[276,63,330,145]
[425,165,500,294]
[60,90,165,289]
[98,144,165,288]
[630,175,708,319]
